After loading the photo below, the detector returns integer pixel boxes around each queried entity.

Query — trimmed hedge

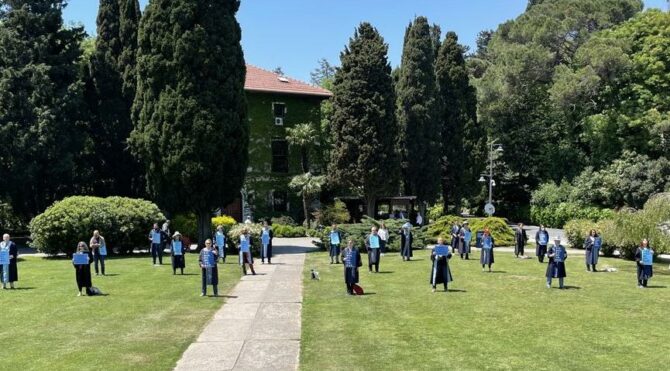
[272,224,308,237]
[425,215,515,247]
[530,203,614,228]
[29,196,165,255]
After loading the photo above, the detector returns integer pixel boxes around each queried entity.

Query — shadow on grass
[644,285,666,289]
[172,273,198,276]
[446,289,467,293]
[561,285,581,290]
[359,292,376,296]
[6,287,35,290]
[101,273,120,277]
[375,271,394,274]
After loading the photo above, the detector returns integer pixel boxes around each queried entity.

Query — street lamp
[480,140,503,216]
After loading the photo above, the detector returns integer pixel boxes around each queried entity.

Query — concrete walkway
[174,237,313,371]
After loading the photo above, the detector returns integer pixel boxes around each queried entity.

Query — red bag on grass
[352,284,364,295]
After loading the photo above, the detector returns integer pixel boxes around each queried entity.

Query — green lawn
[301,248,670,370]
[0,254,239,370]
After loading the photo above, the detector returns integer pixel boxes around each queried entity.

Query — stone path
[174,237,312,371]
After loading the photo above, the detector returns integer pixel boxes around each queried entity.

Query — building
[223,65,332,222]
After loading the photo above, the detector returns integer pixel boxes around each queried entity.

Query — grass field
[301,248,670,370]
[0,254,239,370]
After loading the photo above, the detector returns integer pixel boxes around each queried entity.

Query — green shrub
[311,217,419,252]
[227,223,262,255]
[314,200,351,226]
[530,203,614,228]
[563,219,600,250]
[270,216,297,226]
[29,196,165,255]
[273,224,307,237]
[425,215,515,246]
[172,214,236,241]
[0,201,27,234]
[427,203,444,222]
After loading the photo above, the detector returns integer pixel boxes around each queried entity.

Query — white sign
[484,203,495,216]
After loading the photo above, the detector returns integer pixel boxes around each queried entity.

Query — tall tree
[0,0,88,217]
[286,122,318,173]
[436,31,484,214]
[130,0,248,247]
[396,16,440,217]
[310,58,336,86]
[328,22,399,217]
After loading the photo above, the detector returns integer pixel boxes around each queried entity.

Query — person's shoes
[559,286,565,289]
[593,268,598,272]
[546,284,551,289]
[200,293,206,297]
[213,293,219,297]
[488,268,492,272]
[77,292,82,296]
[431,288,436,293]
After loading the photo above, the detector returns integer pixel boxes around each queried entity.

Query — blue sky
[63,0,668,83]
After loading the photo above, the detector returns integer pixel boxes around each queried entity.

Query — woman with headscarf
[171,231,186,275]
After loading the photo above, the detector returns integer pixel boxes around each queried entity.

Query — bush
[530,203,614,228]
[29,196,165,255]
[0,201,27,234]
[227,223,262,255]
[425,215,515,247]
[270,216,297,226]
[314,200,351,226]
[211,215,236,230]
[563,219,600,250]
[273,224,307,237]
[172,214,237,241]
[311,217,420,252]
[427,203,444,223]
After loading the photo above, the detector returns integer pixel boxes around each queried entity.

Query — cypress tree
[396,16,440,217]
[0,0,88,217]
[130,0,248,246]
[328,23,399,217]
[435,31,485,214]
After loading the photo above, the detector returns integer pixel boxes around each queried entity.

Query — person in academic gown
[480,228,495,272]
[214,225,227,263]
[260,221,273,264]
[535,225,549,263]
[583,229,601,272]
[514,223,528,258]
[430,238,453,292]
[365,227,382,273]
[199,239,219,296]
[0,234,18,289]
[148,223,163,265]
[458,221,472,260]
[239,228,256,275]
[450,222,461,253]
[400,221,413,261]
[634,239,654,288]
[341,239,362,295]
[329,224,342,264]
[73,241,94,296]
[171,231,186,275]
[546,237,567,288]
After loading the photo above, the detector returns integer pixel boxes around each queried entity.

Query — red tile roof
[245,64,332,98]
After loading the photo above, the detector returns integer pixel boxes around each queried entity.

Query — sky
[63,0,669,83]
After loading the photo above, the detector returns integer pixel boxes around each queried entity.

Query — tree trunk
[196,209,212,250]
[418,201,427,222]
[301,147,309,173]
[302,193,310,228]
[365,195,376,218]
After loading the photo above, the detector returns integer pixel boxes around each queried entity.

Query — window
[272,190,288,212]
[273,102,286,125]
[271,139,289,173]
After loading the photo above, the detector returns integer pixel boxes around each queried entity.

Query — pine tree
[0,0,88,217]
[130,0,248,247]
[435,31,484,214]
[328,23,399,217]
[396,16,440,217]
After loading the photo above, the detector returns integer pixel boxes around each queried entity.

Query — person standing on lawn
[148,223,163,265]
[341,239,362,295]
[260,221,273,264]
[199,239,219,297]
[73,241,94,296]
[378,222,389,257]
[329,224,342,264]
[584,229,601,272]
[450,221,461,253]
[171,231,186,275]
[535,225,549,263]
[458,221,472,260]
[365,227,382,273]
[546,237,567,289]
[214,225,227,263]
[514,223,528,258]
[239,228,256,275]
[634,239,654,288]
[480,228,495,272]
[400,221,413,261]
[89,230,107,276]
[430,237,453,292]
[0,234,18,289]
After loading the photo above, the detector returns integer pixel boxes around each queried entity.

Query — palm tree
[289,172,326,227]
[286,123,318,173]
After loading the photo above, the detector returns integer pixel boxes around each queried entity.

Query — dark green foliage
[328,23,399,216]
[272,224,307,238]
[130,0,248,247]
[530,203,614,228]
[0,0,89,217]
[396,17,440,211]
[313,199,351,226]
[312,217,421,252]
[435,31,485,214]
[29,196,165,255]
[425,215,515,246]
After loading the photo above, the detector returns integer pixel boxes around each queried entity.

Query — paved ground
[174,237,314,371]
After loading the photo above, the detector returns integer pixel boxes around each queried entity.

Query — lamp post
[479,140,503,216]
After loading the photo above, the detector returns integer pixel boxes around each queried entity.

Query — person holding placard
[546,237,567,289]
[73,241,94,296]
[400,221,413,261]
[634,239,654,288]
[535,225,549,263]
[365,227,382,273]
[341,239,362,295]
[329,224,342,264]
[260,221,273,264]
[214,225,227,263]
[458,221,472,260]
[89,230,107,276]
[239,228,256,275]
[171,231,186,275]
[0,234,18,289]
[199,239,219,297]
[430,237,453,292]
[480,228,495,272]
[148,223,163,265]
[514,223,528,258]
[584,229,601,272]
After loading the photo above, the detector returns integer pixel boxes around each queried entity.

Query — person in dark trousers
[430,238,453,292]
[514,223,528,258]
[365,227,382,273]
[199,239,219,297]
[260,221,273,264]
[89,230,107,276]
[535,225,549,263]
[329,224,342,264]
[214,225,226,263]
[546,237,567,289]
[458,221,472,260]
[378,222,389,256]
[450,222,461,253]
[634,239,654,288]
[341,239,362,295]
[480,228,495,272]
[584,229,601,272]
[73,241,94,296]
[148,223,163,265]
[239,228,256,275]
[0,234,18,289]
[171,231,186,275]
[400,221,413,261]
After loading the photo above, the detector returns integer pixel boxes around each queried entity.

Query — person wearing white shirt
[378,222,389,256]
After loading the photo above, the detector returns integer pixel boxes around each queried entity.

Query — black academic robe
[634,247,653,281]
[584,236,600,265]
[480,236,495,265]
[515,229,527,255]
[74,251,93,289]
[450,226,461,252]
[535,230,549,257]
[430,247,453,286]
[545,246,567,278]
[171,240,186,269]
[4,241,19,282]
[341,248,362,284]
[400,230,413,258]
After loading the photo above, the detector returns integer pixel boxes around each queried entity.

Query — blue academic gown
[584,236,600,265]
[480,236,495,265]
[546,245,567,278]
[341,247,362,284]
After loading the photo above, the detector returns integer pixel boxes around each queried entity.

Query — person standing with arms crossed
[89,230,107,276]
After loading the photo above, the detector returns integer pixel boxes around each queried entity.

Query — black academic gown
[74,251,93,289]
[634,247,653,281]
[451,226,461,252]
[199,249,219,286]
[535,230,549,257]
[430,247,453,286]
[341,248,362,284]
[5,241,19,282]
[480,236,495,265]
[400,230,413,258]
[171,240,186,269]
[584,236,600,265]
[515,229,527,255]
[545,246,567,278]
[365,235,381,265]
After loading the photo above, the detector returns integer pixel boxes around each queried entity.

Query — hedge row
[530,203,614,228]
